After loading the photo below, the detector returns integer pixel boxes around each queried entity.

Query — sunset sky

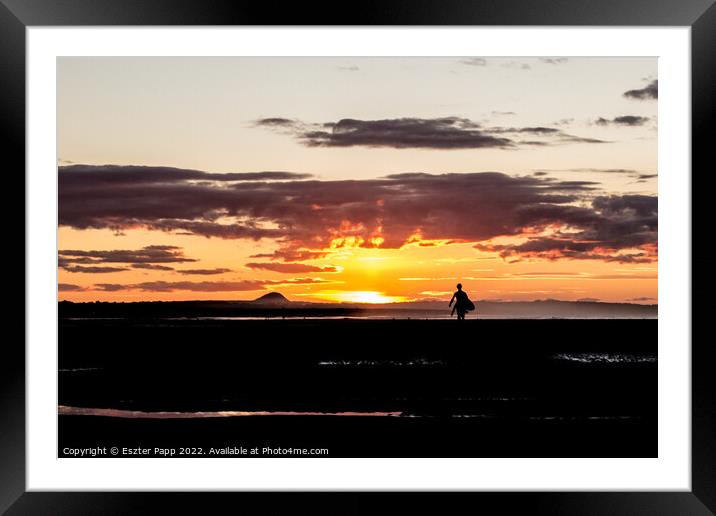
[58,57,657,304]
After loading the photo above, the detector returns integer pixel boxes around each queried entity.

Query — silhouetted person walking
[449,283,474,320]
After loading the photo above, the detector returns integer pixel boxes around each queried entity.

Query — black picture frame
[2,0,710,513]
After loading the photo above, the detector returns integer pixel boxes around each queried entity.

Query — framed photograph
[5,0,711,512]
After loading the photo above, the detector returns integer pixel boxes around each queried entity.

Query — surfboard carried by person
[449,283,475,320]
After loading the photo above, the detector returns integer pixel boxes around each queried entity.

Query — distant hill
[253,292,290,304]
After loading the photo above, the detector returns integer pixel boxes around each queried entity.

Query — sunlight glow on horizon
[295,290,410,304]
[57,227,658,304]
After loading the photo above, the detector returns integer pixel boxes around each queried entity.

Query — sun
[308,290,408,304]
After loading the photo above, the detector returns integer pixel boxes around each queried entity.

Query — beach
[58,318,656,457]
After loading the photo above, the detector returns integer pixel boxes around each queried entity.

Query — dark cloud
[297,117,513,150]
[59,245,198,273]
[93,284,126,292]
[176,268,233,275]
[256,117,609,150]
[595,115,650,126]
[262,278,332,286]
[532,168,656,182]
[131,263,175,271]
[91,277,330,293]
[253,118,298,128]
[250,249,331,262]
[337,65,360,72]
[566,168,640,174]
[63,265,129,274]
[102,280,264,292]
[487,126,561,135]
[557,135,610,144]
[59,164,311,187]
[58,256,99,267]
[623,80,658,100]
[635,173,658,182]
[245,262,339,274]
[144,220,283,240]
[475,195,657,263]
[613,115,650,126]
[482,125,609,144]
[60,166,656,264]
[58,283,85,291]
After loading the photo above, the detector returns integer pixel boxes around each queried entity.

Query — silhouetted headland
[58,293,657,319]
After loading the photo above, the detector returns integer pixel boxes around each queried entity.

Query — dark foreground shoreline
[59,413,655,458]
[59,319,657,458]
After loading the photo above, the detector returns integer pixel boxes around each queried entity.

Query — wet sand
[59,318,657,457]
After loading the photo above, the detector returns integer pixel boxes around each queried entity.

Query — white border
[27,27,691,491]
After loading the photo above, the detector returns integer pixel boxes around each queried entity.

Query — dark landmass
[58,294,657,319]
[59,318,657,457]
